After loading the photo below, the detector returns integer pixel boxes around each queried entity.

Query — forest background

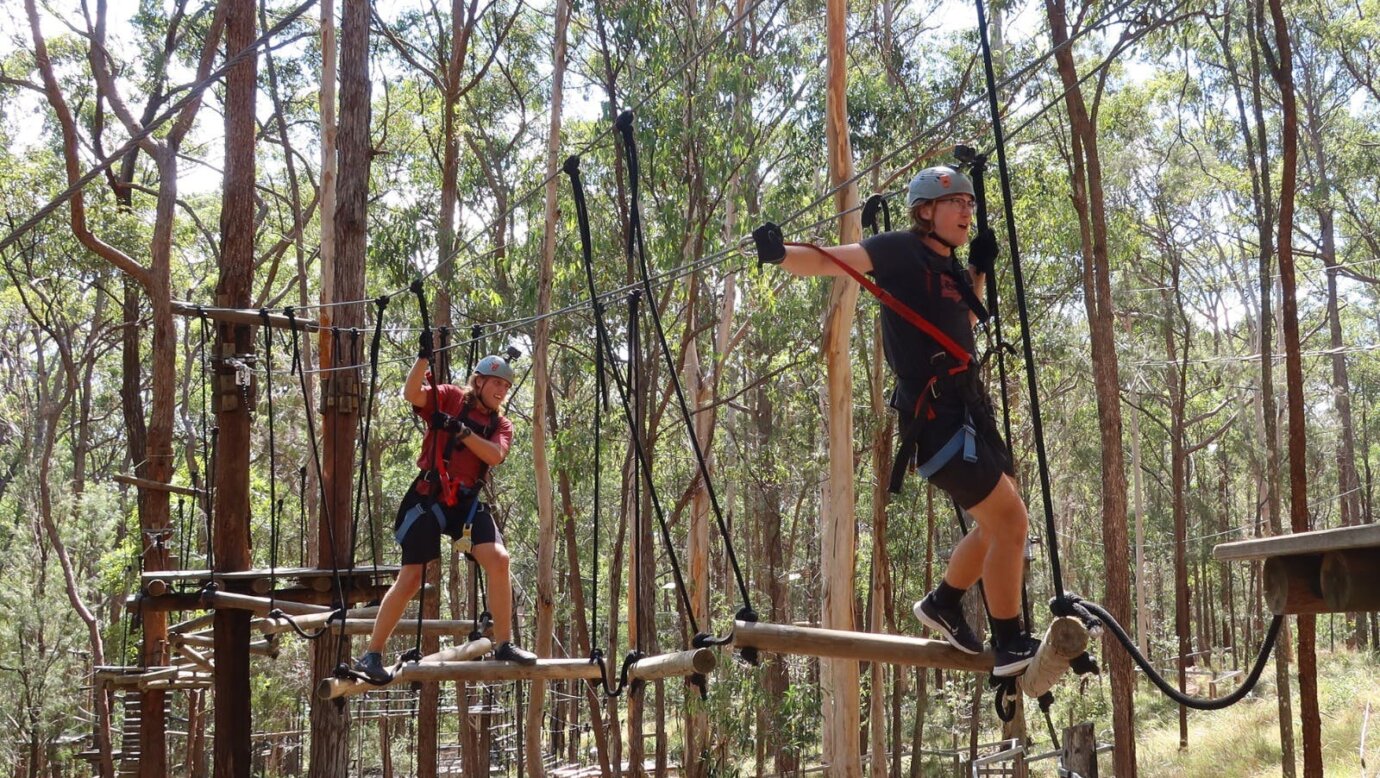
[1,0,1378,774]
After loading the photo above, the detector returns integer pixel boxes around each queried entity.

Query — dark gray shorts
[903,405,1014,510]
[393,477,501,565]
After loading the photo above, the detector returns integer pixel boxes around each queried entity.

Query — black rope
[350,308,387,574]
[283,308,352,657]
[973,0,1065,605]
[298,466,307,567]
[563,155,704,666]
[197,309,216,577]
[1077,598,1282,710]
[409,282,436,665]
[259,311,282,613]
[563,156,613,672]
[615,111,754,642]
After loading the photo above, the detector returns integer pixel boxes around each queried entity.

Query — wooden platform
[1215,524,1380,614]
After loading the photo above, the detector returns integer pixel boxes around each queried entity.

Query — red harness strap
[788,241,973,371]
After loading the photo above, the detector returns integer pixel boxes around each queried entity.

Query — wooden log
[114,474,205,497]
[316,648,715,700]
[1062,721,1098,777]
[259,614,480,638]
[1214,523,1380,561]
[421,639,494,664]
[171,299,318,332]
[170,633,278,659]
[1320,549,1380,613]
[255,606,381,635]
[1019,617,1088,698]
[200,589,333,617]
[139,669,212,690]
[625,647,716,683]
[731,620,993,672]
[1264,555,1325,615]
[176,646,215,673]
[168,613,216,634]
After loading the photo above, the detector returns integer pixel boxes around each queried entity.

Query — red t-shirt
[413,384,514,488]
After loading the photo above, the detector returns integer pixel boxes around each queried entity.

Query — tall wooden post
[308,0,368,774]
[821,0,861,773]
[211,1,257,775]
[523,0,569,773]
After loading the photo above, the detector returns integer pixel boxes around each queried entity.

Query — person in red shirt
[354,342,536,682]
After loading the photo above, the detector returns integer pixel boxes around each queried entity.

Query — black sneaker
[353,651,392,683]
[992,634,1041,677]
[913,592,983,655]
[494,641,538,666]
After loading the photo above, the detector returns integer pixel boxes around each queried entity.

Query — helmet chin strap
[928,230,960,251]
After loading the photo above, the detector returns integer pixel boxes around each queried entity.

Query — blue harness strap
[394,500,451,544]
[917,419,978,478]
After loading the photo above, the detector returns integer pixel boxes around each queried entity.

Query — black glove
[418,328,434,359]
[968,226,999,276]
[752,222,786,266]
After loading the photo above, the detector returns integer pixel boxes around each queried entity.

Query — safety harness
[786,237,991,493]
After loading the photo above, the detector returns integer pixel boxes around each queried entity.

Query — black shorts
[901,403,1015,510]
[393,476,502,566]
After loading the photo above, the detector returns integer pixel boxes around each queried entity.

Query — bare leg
[469,542,513,643]
[366,563,424,653]
[962,474,1029,619]
[943,523,990,590]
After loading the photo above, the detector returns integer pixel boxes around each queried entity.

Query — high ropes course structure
[9,0,1372,773]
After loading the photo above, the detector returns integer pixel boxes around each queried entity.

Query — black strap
[615,112,754,647]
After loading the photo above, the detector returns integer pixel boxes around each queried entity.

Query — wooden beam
[175,645,215,673]
[1320,549,1380,612]
[171,299,318,332]
[133,582,403,612]
[169,632,278,658]
[114,474,204,497]
[316,647,716,701]
[1019,617,1088,697]
[200,589,333,616]
[1214,523,1380,561]
[1264,555,1325,615]
[318,639,494,699]
[254,606,381,635]
[732,620,993,672]
[259,616,482,638]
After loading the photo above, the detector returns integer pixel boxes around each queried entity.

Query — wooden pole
[821,0,862,771]
[211,0,257,773]
[1062,722,1098,778]
[525,0,570,772]
[1018,617,1088,698]
[318,648,715,701]
[308,0,367,772]
[733,621,992,672]
[1320,550,1380,612]
[170,300,318,332]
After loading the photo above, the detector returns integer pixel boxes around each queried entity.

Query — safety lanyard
[786,241,973,374]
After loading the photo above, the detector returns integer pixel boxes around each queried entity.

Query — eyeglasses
[938,197,977,212]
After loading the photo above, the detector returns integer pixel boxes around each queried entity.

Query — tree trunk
[524,0,569,772]
[1044,0,1136,771]
[820,0,862,773]
[211,1,257,774]
[308,0,368,773]
[1261,3,1321,774]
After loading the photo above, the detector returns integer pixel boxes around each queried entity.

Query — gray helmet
[473,354,515,383]
[906,165,974,207]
